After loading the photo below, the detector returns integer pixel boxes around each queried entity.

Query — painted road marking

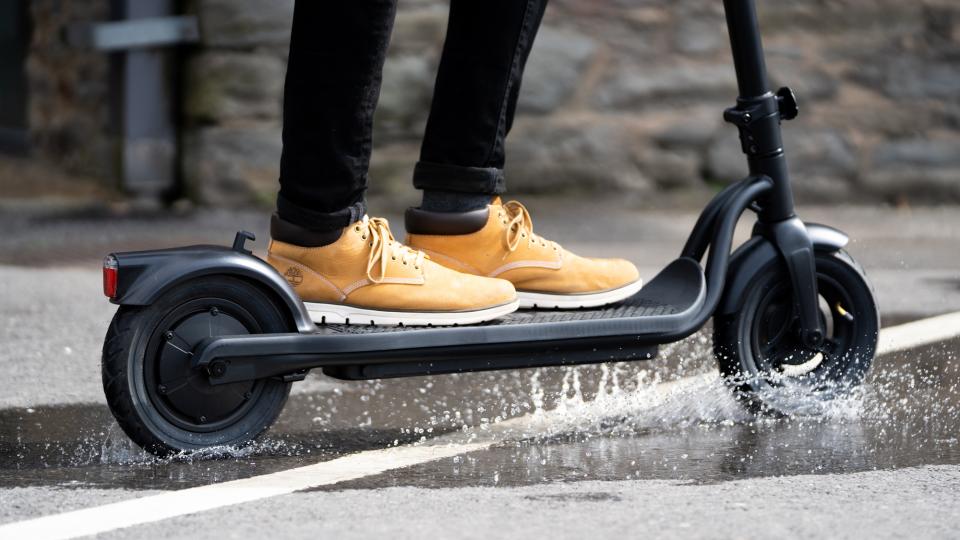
[0,442,488,540]
[876,310,960,356]
[2,311,959,539]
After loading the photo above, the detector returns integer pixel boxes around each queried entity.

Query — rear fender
[110,245,315,333]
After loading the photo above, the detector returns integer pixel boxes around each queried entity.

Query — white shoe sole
[305,299,520,326]
[517,279,644,309]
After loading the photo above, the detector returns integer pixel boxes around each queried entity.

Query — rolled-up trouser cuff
[276,194,367,233]
[412,161,506,195]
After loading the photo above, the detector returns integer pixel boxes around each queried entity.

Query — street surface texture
[1,197,958,539]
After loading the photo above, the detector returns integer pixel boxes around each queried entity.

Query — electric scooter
[100,0,879,456]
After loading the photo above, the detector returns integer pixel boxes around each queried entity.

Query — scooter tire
[102,276,292,457]
[713,249,879,414]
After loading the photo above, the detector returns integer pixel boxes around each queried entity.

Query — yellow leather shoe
[405,199,642,309]
[267,214,518,325]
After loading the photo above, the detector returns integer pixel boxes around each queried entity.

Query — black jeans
[277,0,548,232]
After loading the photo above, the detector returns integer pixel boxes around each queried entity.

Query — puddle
[1,332,957,491]
[325,337,960,489]
[0,402,437,490]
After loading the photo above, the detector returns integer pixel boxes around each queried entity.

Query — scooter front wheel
[102,276,292,456]
[713,249,879,414]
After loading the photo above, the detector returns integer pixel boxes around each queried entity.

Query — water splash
[99,424,151,465]
[485,332,886,445]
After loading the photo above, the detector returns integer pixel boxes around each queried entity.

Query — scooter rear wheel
[713,249,879,414]
[102,276,292,456]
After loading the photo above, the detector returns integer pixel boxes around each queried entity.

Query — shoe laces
[502,201,557,253]
[358,216,426,283]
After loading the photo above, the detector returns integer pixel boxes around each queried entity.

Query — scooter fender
[716,223,848,315]
[109,245,316,333]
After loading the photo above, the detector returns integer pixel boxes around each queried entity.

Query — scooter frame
[106,0,846,386]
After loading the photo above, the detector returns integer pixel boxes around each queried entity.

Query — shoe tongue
[491,196,503,207]
[350,215,394,244]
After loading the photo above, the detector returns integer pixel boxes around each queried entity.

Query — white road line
[0,442,488,540]
[2,310,959,539]
[876,310,960,356]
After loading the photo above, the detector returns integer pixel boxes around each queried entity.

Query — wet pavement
[331,338,960,489]
[2,333,958,494]
[1,201,959,537]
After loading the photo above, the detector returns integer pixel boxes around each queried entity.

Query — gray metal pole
[115,0,177,204]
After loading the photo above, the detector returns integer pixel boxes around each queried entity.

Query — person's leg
[415,0,549,212]
[277,0,397,234]
[270,0,519,326]
[405,0,640,309]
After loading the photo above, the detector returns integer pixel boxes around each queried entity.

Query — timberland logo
[284,267,303,287]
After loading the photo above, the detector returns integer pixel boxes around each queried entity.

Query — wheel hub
[751,275,858,384]
[146,304,261,431]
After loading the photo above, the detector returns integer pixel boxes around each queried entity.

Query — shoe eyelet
[392,256,396,260]
[361,235,367,240]
[403,261,407,265]
[355,226,360,232]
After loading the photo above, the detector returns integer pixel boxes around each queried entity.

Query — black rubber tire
[713,249,879,414]
[102,276,292,456]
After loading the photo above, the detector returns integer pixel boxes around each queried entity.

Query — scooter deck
[320,298,685,380]
[323,297,682,334]
[195,257,707,382]
[317,257,704,337]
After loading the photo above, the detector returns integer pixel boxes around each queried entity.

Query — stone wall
[25,0,114,181]
[182,0,960,206]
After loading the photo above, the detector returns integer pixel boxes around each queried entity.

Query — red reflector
[103,256,118,298]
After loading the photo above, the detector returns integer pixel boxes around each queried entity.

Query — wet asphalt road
[1,198,959,538]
